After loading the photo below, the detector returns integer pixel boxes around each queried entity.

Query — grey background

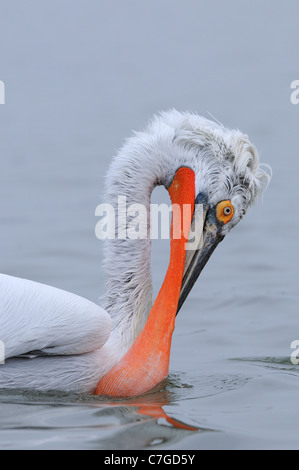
[0,0,298,449]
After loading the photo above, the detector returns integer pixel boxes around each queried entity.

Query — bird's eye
[216,200,234,224]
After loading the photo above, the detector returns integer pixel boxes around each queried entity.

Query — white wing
[0,273,111,359]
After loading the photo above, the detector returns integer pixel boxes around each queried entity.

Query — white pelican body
[0,110,268,396]
[0,274,116,392]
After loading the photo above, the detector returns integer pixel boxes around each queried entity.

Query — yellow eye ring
[216,200,234,224]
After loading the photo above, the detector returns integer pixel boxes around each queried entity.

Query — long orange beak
[95,167,195,397]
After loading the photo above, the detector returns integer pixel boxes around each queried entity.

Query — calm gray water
[0,0,299,450]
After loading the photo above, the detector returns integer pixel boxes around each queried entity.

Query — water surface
[0,0,299,450]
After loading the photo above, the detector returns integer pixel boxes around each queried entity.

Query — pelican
[0,110,269,397]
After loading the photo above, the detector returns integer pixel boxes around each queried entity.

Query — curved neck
[102,135,169,358]
[101,124,197,364]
